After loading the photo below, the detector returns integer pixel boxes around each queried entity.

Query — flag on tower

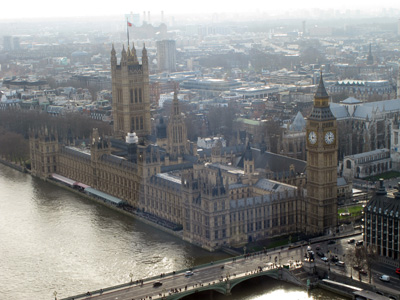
[127,21,133,27]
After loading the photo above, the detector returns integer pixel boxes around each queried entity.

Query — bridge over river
[62,250,304,300]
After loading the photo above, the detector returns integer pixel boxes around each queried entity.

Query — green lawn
[364,171,400,181]
[338,205,364,220]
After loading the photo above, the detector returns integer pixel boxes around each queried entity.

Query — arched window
[346,160,352,169]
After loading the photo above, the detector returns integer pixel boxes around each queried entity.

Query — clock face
[325,131,335,144]
[308,131,317,144]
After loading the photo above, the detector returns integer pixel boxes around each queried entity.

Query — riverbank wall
[45,178,184,240]
[0,157,26,173]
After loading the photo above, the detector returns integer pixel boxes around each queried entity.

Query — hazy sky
[3,0,400,20]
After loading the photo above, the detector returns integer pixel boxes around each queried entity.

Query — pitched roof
[290,111,306,131]
[330,103,350,120]
[315,73,329,99]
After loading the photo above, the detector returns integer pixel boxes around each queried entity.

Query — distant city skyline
[3,0,400,20]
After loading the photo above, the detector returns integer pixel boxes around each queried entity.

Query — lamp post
[129,272,133,283]
[53,291,57,300]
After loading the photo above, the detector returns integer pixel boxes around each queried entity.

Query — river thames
[0,165,345,299]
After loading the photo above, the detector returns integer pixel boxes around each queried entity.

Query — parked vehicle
[356,240,363,246]
[328,240,336,245]
[359,269,368,275]
[321,257,328,262]
[379,275,390,282]
[395,268,400,275]
[317,251,324,257]
[335,261,345,267]
[348,239,355,244]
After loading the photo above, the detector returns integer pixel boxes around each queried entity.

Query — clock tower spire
[306,71,338,235]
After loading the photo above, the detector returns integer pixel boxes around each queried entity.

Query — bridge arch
[171,286,226,300]
[229,272,279,291]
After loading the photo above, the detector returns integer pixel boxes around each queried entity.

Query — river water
[0,165,345,300]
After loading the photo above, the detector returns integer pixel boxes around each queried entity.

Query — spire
[111,44,117,68]
[127,45,135,65]
[131,42,138,64]
[244,142,253,161]
[121,45,127,64]
[315,70,329,99]
[142,43,148,58]
[172,88,180,116]
[367,43,373,65]
[142,43,148,69]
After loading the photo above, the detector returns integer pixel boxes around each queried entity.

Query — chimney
[376,178,387,196]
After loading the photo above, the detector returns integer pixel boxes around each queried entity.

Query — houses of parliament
[29,43,338,251]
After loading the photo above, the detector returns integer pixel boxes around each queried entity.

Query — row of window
[116,88,143,103]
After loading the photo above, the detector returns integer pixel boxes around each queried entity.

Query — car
[395,268,400,275]
[356,240,364,246]
[315,246,321,250]
[328,240,336,245]
[348,239,355,244]
[330,256,339,263]
[185,271,194,277]
[379,275,390,282]
[317,251,324,257]
[153,282,162,287]
[353,265,360,271]
[321,257,328,262]
[359,269,368,275]
[336,261,345,267]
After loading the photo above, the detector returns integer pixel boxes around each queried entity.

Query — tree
[0,129,29,165]
[364,244,377,284]
[347,244,377,283]
[347,246,366,281]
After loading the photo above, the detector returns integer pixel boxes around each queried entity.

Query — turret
[126,132,138,163]
[111,44,117,69]
[121,45,127,67]
[131,42,138,64]
[142,44,148,72]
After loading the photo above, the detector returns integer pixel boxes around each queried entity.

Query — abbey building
[29,45,338,251]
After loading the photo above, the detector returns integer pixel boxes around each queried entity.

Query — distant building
[12,36,20,51]
[391,119,400,171]
[197,136,226,149]
[157,40,176,73]
[328,80,394,101]
[398,19,400,36]
[181,78,242,97]
[3,36,12,51]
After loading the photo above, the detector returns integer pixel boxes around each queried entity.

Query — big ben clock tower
[306,72,338,235]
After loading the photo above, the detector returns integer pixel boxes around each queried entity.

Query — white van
[379,275,390,282]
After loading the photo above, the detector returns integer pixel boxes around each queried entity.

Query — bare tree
[347,246,366,281]
[364,244,378,284]
[0,129,29,165]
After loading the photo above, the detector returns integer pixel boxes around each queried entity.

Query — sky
[3,0,400,20]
